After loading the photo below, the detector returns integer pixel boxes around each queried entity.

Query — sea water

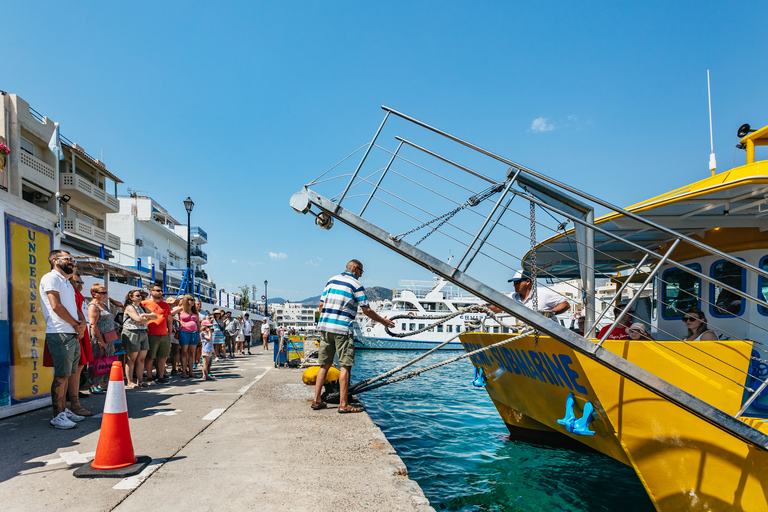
[355,350,656,512]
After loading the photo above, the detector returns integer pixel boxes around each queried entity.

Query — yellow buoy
[302,366,340,385]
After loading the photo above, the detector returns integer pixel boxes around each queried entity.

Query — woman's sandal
[125,383,138,389]
[338,405,364,414]
[311,401,327,410]
[69,403,93,416]
[89,385,103,394]
[205,375,216,381]
[140,382,149,388]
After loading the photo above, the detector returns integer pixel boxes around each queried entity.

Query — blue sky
[4,1,767,300]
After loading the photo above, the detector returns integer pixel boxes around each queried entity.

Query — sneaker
[157,377,169,384]
[50,412,77,429]
[193,363,198,370]
[65,408,85,422]
[214,357,219,362]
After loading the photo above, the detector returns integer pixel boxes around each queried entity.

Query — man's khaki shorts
[47,333,80,376]
[318,331,355,367]
[147,334,171,359]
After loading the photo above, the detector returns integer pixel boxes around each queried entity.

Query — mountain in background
[296,286,393,304]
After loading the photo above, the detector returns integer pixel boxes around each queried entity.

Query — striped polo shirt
[317,271,369,334]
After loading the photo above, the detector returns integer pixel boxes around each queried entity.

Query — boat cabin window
[661,264,701,319]
[401,323,406,331]
[409,323,416,331]
[447,325,453,333]
[710,260,745,317]
[493,326,500,333]
[759,256,768,316]
[393,302,418,311]
[502,327,509,333]
[454,303,474,310]
[418,323,425,330]
[436,325,443,332]
[419,302,448,311]
[456,325,462,333]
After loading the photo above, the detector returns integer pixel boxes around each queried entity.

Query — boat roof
[527,159,768,279]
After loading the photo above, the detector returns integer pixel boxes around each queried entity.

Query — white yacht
[354,278,517,350]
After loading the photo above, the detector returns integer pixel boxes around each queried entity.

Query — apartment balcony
[62,217,121,250]
[190,248,207,264]
[60,173,119,213]
[194,269,210,280]
[190,226,207,244]
[19,151,57,193]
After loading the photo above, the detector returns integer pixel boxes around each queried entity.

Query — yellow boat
[291,108,768,511]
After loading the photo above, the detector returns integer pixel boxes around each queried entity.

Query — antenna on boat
[707,70,717,176]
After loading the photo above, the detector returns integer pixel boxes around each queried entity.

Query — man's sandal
[310,401,327,410]
[338,405,364,414]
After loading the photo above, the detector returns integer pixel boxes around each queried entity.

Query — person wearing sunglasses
[122,289,157,388]
[682,309,718,342]
[65,271,94,416]
[88,283,118,394]
[141,287,173,384]
[39,250,87,429]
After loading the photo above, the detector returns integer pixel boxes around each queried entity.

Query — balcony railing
[190,248,208,263]
[60,173,119,213]
[190,226,207,243]
[19,151,56,191]
[62,217,121,250]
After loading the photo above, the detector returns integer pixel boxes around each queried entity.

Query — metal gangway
[290,106,768,451]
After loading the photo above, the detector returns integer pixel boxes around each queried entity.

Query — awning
[72,256,152,280]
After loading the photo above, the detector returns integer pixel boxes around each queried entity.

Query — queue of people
[39,249,269,429]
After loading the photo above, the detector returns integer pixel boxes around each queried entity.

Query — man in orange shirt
[142,286,173,384]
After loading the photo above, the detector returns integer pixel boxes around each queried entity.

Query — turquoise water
[355,350,656,512]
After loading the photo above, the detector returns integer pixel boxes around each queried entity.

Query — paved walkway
[0,351,434,511]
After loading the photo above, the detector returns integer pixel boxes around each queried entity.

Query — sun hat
[628,322,647,333]
[508,270,533,283]
[201,319,212,327]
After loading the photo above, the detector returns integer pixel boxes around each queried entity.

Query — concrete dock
[0,351,434,511]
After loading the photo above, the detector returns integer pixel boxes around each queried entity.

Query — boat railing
[293,107,768,449]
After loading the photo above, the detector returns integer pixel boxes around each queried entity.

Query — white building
[272,302,318,332]
[106,194,217,301]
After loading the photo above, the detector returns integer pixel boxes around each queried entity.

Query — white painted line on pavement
[112,457,168,489]
[43,450,96,466]
[189,389,212,394]
[238,367,271,394]
[202,408,226,421]
[149,409,181,416]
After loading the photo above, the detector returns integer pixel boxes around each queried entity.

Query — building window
[710,259,745,318]
[661,264,701,319]
[20,136,34,155]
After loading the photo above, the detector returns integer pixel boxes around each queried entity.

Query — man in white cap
[489,270,570,315]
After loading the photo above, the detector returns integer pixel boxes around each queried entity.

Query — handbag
[103,330,119,343]
[90,349,118,377]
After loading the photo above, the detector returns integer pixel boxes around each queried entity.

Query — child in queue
[200,319,215,380]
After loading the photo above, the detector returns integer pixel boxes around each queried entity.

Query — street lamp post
[183,197,195,295]
[264,279,268,318]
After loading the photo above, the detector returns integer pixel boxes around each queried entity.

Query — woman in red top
[69,272,94,416]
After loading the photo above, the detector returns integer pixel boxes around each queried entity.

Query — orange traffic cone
[74,361,150,478]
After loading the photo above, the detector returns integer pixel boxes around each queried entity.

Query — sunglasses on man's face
[58,257,76,263]
[72,280,84,284]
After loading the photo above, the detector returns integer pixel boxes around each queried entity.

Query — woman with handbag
[122,289,157,388]
[88,284,119,394]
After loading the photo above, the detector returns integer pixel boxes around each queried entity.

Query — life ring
[407,312,415,317]
[574,312,582,319]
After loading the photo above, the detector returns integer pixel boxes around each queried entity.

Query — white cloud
[269,252,288,260]
[231,259,237,263]
[306,259,320,266]
[529,117,555,133]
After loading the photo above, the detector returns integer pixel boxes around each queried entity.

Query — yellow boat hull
[461,333,768,512]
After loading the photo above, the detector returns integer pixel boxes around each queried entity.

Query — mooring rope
[323,305,529,401]
[343,328,534,398]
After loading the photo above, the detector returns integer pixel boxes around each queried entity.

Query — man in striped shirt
[312,259,394,413]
